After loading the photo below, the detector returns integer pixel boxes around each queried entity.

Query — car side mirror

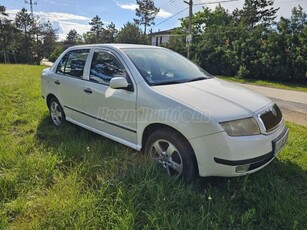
[109,77,131,90]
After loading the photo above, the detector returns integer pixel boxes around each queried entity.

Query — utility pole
[184,0,193,59]
[24,0,37,18]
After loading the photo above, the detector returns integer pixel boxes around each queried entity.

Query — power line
[155,0,172,10]
[152,7,189,28]
[152,0,303,33]
[194,0,239,7]
[154,0,240,29]
[158,0,183,15]
[158,0,177,9]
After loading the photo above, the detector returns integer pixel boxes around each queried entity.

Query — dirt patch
[280,108,307,127]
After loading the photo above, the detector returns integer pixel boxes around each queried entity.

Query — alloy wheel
[50,101,63,126]
[149,139,183,177]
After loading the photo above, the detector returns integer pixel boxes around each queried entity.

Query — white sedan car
[41,44,288,181]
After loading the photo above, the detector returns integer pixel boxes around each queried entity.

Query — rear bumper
[189,121,288,177]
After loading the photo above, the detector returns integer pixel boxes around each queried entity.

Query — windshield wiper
[153,77,207,86]
[186,76,207,82]
[153,80,185,86]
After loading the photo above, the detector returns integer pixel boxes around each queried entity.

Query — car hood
[152,78,272,122]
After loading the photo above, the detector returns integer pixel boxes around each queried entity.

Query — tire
[48,97,65,127]
[144,128,198,182]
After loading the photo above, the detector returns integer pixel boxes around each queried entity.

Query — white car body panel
[152,78,272,122]
[83,81,137,144]
[190,119,286,177]
[56,75,87,123]
[41,44,288,178]
[136,81,222,141]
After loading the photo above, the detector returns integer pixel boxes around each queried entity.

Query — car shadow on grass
[34,115,307,229]
[35,115,144,181]
[36,115,306,190]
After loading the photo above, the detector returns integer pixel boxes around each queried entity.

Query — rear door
[83,49,137,145]
[54,49,90,124]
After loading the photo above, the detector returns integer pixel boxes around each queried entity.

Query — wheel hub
[159,151,172,168]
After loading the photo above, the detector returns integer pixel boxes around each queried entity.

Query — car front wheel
[49,98,65,127]
[145,129,198,182]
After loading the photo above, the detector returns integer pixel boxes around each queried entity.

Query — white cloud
[6,9,91,23]
[118,3,138,10]
[3,9,19,21]
[5,10,111,41]
[36,11,91,22]
[157,9,172,18]
[42,0,69,7]
[117,2,172,18]
[56,21,91,40]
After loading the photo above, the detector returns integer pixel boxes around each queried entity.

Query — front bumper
[189,121,288,177]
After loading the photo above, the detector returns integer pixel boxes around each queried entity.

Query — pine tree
[64,29,81,47]
[105,22,117,43]
[15,8,35,63]
[0,5,15,63]
[116,22,144,44]
[89,15,104,41]
[15,8,34,35]
[41,21,58,58]
[134,0,159,34]
[233,0,279,28]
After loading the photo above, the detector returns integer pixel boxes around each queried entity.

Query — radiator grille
[260,104,282,132]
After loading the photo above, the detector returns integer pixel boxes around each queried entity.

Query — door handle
[84,88,92,94]
[54,80,60,85]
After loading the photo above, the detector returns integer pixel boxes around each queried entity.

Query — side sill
[66,117,141,151]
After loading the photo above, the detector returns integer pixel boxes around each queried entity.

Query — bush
[49,44,65,62]
[235,65,250,79]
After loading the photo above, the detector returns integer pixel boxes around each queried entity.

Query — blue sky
[2,0,307,40]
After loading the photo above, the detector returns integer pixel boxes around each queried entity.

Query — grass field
[0,64,306,229]
[219,76,307,93]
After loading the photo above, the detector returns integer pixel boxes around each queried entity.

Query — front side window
[89,51,126,85]
[56,49,89,78]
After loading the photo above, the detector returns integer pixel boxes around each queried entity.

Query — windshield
[122,48,212,86]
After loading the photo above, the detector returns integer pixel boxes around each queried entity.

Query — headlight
[220,118,260,136]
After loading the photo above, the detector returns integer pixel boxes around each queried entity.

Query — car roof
[70,43,162,50]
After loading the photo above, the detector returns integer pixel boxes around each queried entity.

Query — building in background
[150,29,175,46]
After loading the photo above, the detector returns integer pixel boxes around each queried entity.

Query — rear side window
[89,51,126,85]
[56,49,90,78]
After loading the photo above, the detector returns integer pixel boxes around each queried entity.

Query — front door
[83,49,137,145]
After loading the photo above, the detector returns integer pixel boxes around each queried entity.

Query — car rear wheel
[49,98,65,127]
[144,129,198,182]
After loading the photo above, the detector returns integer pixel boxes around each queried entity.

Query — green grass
[0,64,306,229]
[219,76,307,92]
